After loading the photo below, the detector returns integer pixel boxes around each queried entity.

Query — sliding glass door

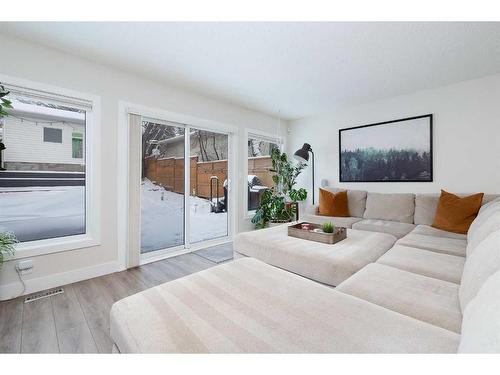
[140,119,186,254]
[189,129,229,243]
[135,116,231,261]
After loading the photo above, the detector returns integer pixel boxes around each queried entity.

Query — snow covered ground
[0,186,85,242]
[140,179,227,252]
[0,180,227,248]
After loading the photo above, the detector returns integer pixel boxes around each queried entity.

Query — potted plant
[0,83,13,118]
[0,231,18,266]
[0,83,16,260]
[252,149,308,229]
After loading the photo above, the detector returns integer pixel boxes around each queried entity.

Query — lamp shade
[293,143,312,163]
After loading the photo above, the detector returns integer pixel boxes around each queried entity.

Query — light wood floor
[0,245,233,353]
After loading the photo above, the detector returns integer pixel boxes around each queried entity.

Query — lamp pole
[310,149,315,205]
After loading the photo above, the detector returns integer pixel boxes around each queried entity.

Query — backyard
[0,180,227,249]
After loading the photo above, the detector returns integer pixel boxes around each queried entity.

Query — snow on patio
[0,186,86,242]
[0,179,227,249]
[140,179,227,252]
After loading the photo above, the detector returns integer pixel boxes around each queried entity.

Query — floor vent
[24,287,64,303]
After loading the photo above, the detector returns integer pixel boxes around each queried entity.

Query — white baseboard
[0,260,124,301]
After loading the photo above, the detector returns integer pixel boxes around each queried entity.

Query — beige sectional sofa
[303,188,498,239]
[110,191,500,353]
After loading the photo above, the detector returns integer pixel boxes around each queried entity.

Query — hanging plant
[0,83,13,118]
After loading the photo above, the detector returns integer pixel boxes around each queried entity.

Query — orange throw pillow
[318,189,350,217]
[432,190,484,234]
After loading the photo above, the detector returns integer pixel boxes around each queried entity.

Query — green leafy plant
[252,149,308,229]
[0,84,13,118]
[0,231,18,265]
[322,222,334,233]
[270,148,307,198]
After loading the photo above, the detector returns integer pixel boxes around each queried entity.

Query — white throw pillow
[459,270,500,353]
[459,230,500,311]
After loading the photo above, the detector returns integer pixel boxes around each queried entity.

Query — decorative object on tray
[288,222,347,244]
[321,222,334,233]
[339,114,433,182]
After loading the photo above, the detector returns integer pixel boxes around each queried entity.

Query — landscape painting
[339,115,433,182]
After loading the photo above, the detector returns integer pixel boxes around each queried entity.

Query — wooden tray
[287,222,347,245]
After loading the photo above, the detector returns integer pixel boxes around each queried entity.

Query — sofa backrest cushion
[478,197,500,214]
[323,188,367,218]
[467,201,500,255]
[414,194,500,226]
[459,230,500,311]
[363,193,415,224]
[458,270,500,353]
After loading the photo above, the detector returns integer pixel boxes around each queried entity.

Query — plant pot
[268,220,291,228]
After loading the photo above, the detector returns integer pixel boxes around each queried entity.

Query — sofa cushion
[466,201,500,255]
[363,192,415,224]
[478,196,500,214]
[432,190,484,234]
[414,193,500,226]
[396,232,466,257]
[377,245,465,284]
[459,270,500,353]
[459,230,500,311]
[301,213,362,228]
[414,194,440,226]
[410,224,467,240]
[323,188,367,218]
[233,225,396,286]
[318,188,349,217]
[110,258,460,353]
[337,263,461,333]
[352,219,415,239]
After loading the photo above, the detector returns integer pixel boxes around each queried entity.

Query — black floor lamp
[293,143,315,204]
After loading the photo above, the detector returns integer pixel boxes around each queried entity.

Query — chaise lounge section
[110,192,500,353]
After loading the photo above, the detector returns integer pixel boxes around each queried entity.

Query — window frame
[0,74,101,260]
[118,101,239,269]
[243,128,284,219]
[72,132,84,159]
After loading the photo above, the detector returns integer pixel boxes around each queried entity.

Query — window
[72,132,83,158]
[43,127,63,143]
[246,133,281,212]
[0,84,90,246]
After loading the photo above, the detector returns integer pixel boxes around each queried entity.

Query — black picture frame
[339,114,433,182]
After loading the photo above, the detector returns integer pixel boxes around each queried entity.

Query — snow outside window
[0,93,87,243]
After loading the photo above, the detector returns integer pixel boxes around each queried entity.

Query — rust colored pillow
[432,190,484,234]
[318,189,350,217]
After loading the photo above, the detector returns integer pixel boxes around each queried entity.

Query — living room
[1,1,500,371]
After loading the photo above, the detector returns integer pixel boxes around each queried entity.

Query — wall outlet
[16,259,34,275]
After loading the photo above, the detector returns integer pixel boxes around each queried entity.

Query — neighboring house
[0,101,85,172]
[145,128,228,162]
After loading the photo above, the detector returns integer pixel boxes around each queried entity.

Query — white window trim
[243,128,285,220]
[0,74,101,260]
[117,101,238,269]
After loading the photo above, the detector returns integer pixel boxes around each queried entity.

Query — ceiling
[2,22,500,120]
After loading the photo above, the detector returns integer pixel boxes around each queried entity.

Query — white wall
[4,118,85,165]
[0,34,284,299]
[287,74,500,203]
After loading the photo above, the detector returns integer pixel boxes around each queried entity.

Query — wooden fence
[144,155,273,199]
